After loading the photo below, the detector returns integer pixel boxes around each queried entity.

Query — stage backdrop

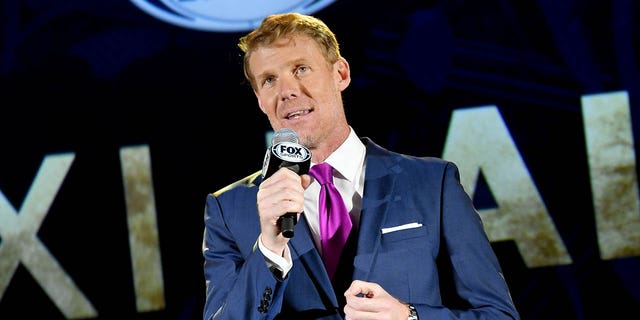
[1,0,639,319]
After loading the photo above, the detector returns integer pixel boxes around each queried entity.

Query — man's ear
[335,58,351,91]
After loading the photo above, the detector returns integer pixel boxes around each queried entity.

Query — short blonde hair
[238,13,342,88]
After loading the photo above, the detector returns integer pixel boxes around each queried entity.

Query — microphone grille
[272,128,299,145]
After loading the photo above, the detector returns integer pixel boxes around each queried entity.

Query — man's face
[248,34,350,148]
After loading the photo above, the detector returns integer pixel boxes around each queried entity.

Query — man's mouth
[286,109,311,119]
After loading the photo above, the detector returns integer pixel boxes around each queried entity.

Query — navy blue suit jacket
[202,138,520,320]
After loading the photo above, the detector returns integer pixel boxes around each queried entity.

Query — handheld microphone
[261,128,312,238]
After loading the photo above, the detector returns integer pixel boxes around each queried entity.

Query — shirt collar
[321,127,365,183]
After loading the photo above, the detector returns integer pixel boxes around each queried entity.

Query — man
[202,12,520,320]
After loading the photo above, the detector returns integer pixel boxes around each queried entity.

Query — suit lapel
[354,139,399,280]
[288,214,338,306]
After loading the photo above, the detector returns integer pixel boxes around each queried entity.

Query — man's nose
[279,75,299,100]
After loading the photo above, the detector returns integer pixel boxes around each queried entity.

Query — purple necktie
[309,162,352,281]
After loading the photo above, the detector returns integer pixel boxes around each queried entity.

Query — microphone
[261,128,312,238]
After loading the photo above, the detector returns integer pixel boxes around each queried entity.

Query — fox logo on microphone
[274,142,310,161]
[262,141,311,179]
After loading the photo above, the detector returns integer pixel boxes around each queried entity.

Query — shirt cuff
[258,235,293,278]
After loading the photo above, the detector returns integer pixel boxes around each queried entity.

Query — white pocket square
[381,222,423,234]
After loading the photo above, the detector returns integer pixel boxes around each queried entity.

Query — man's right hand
[257,167,311,255]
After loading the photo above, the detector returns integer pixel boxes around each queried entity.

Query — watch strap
[407,303,418,320]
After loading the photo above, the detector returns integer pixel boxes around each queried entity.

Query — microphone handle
[274,161,305,238]
[278,213,297,238]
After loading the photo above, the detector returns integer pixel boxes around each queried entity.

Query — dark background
[1,0,639,319]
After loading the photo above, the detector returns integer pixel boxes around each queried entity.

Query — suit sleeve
[416,162,520,320]
[202,193,289,320]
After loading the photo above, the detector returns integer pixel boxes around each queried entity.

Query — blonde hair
[238,13,342,88]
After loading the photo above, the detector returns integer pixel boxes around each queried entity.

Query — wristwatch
[407,303,418,320]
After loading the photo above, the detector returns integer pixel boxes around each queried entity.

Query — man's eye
[297,66,308,74]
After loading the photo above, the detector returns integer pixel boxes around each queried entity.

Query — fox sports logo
[130,0,337,32]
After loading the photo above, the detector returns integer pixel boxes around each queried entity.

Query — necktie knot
[309,162,333,185]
